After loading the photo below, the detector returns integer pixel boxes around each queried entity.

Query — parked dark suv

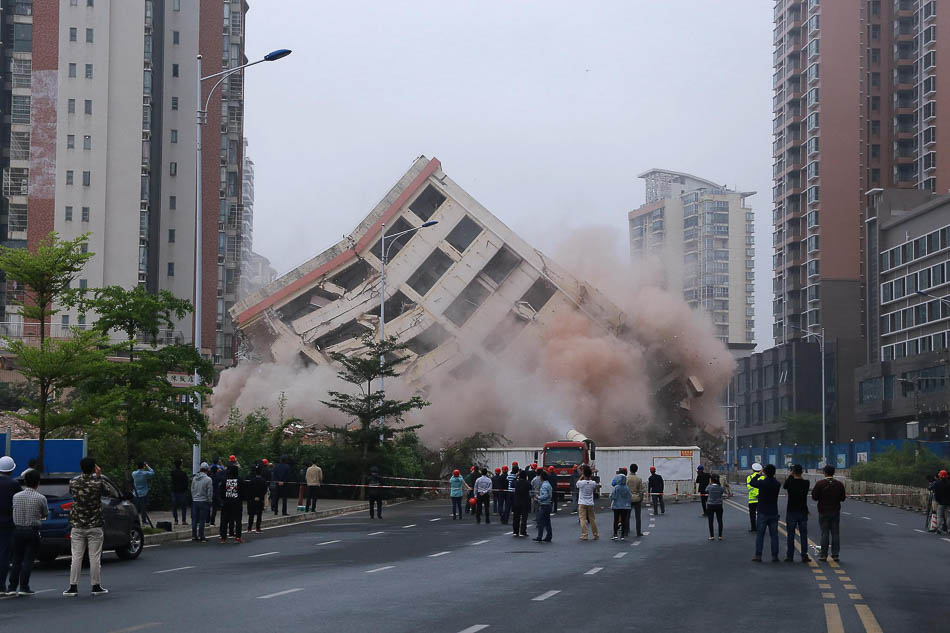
[36,475,144,563]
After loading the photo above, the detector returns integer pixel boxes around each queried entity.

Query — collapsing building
[228,156,713,444]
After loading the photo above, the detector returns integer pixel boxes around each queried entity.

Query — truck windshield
[545,447,583,467]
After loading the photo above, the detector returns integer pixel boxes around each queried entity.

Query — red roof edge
[235,157,441,325]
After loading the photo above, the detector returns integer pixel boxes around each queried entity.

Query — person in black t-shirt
[170,459,189,526]
[695,465,712,516]
[783,464,811,562]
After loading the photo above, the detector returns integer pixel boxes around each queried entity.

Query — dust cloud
[211,225,735,447]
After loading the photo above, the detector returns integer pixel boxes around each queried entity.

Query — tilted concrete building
[230,157,703,432]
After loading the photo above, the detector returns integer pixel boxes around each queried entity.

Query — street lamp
[791,325,826,468]
[377,220,438,398]
[191,48,292,474]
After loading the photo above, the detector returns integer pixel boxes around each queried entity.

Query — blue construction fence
[1,432,87,475]
[727,439,950,471]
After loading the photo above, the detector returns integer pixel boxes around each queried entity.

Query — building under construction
[229,157,708,444]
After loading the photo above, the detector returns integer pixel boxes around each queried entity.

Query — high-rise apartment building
[629,169,755,348]
[10,0,247,366]
[239,137,253,297]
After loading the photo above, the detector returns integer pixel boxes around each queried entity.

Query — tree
[0,232,94,468]
[780,412,823,446]
[321,335,429,491]
[69,285,213,488]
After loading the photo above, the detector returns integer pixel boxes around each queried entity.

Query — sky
[243,0,776,348]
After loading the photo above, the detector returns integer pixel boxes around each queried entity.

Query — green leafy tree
[69,285,213,488]
[0,232,94,468]
[321,335,429,493]
[780,412,823,446]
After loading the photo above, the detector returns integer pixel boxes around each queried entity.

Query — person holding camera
[932,470,950,534]
[131,461,154,528]
[64,457,108,596]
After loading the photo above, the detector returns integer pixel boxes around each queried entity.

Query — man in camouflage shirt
[63,456,108,597]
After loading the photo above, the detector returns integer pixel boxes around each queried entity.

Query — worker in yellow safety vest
[746,463,764,532]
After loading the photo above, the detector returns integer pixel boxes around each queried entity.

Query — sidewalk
[142,498,395,545]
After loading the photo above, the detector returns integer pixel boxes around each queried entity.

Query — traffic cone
[929,511,938,532]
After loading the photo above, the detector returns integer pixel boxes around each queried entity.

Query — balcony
[0,322,186,348]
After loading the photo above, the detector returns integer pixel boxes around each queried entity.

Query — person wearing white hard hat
[0,455,21,595]
[746,463,764,532]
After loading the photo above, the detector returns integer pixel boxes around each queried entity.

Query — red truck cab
[539,433,598,499]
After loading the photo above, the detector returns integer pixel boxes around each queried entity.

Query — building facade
[629,169,755,347]
[6,0,247,365]
[856,189,950,440]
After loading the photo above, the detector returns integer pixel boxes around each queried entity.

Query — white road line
[642,531,651,535]
[402,524,416,528]
[457,626,490,633]
[143,544,161,549]
[942,538,950,544]
[430,518,441,522]
[368,531,385,536]
[632,541,642,546]
[154,566,195,574]
[914,529,927,533]
[256,588,303,600]
[842,511,852,515]
[861,516,872,520]
[318,540,340,545]
[366,566,395,574]
[429,551,451,557]
[248,551,278,558]
[886,522,898,526]
[33,589,55,594]
[472,539,489,545]
[532,590,561,601]
[614,552,627,558]
[584,567,603,575]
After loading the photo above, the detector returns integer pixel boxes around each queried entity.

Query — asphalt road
[1,493,945,633]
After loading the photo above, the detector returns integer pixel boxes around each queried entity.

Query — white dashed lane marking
[914,529,927,533]
[584,567,603,575]
[318,540,340,545]
[430,518,441,522]
[457,626,490,633]
[428,551,451,557]
[531,590,561,601]
[472,540,489,545]
[248,551,278,558]
[257,588,303,600]
[614,552,627,558]
[368,531,384,536]
[366,566,395,574]
[154,566,195,574]
[861,516,872,520]
[885,522,898,526]
[402,524,416,528]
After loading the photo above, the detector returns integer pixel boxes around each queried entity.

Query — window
[82,171,90,186]
[169,162,177,176]
[807,112,819,130]
[61,315,69,327]
[807,209,819,228]
[172,64,179,77]
[83,135,91,150]
[870,72,880,87]
[171,96,179,111]
[807,38,819,58]
[807,160,819,179]
[169,195,177,210]
[79,279,87,290]
[85,28,93,43]
[81,207,89,222]
[69,27,77,42]
[11,96,30,125]
[13,22,31,52]
[443,279,491,327]
[807,63,819,82]
[173,0,180,10]
[807,235,819,252]
[67,134,75,149]
[68,99,76,114]
[84,99,92,114]
[923,25,936,45]
[445,216,483,253]
[167,262,175,277]
[870,48,880,64]
[923,126,936,144]
[807,259,820,277]
[807,136,819,154]
[871,168,880,184]
[173,30,180,45]
[408,185,446,221]
[808,87,820,106]
[807,185,820,204]
[923,102,937,119]
[84,63,93,79]
[68,63,77,78]
[65,206,73,222]
[870,23,880,40]
[870,95,880,111]
[808,14,819,32]
[168,229,176,243]
[406,249,454,296]
[871,144,880,159]
[66,170,74,185]
[170,129,178,144]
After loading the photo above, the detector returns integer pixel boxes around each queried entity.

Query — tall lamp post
[791,325,826,468]
[191,48,292,474]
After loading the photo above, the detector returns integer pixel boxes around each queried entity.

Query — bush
[851,444,950,487]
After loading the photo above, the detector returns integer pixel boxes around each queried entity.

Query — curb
[144,499,401,545]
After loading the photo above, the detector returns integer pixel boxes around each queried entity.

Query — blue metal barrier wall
[7,438,86,475]
[728,439,950,470]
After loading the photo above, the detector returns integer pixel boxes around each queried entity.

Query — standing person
[705,474,725,540]
[746,463,764,532]
[246,463,267,533]
[530,468,542,515]
[512,470,531,537]
[63,457,108,597]
[367,466,383,519]
[695,464,711,517]
[783,464,811,562]
[627,464,645,538]
[305,459,323,513]
[648,466,665,515]
[576,465,599,541]
[0,456,21,596]
[272,456,291,516]
[170,459,189,527]
[219,458,244,543]
[532,471,553,542]
[190,462,213,542]
[464,466,478,515]
[209,457,226,525]
[499,465,511,523]
[8,469,47,595]
[609,473,632,540]
[491,468,504,515]
[131,461,154,528]
[569,466,580,515]
[548,466,560,514]
[749,463,781,562]
[811,464,847,561]
[502,463,518,524]
[474,468,492,524]
[932,470,950,534]
[449,469,467,519]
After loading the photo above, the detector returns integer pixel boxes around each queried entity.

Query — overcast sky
[243,0,775,347]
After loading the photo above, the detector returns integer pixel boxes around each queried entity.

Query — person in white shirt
[576,465,599,540]
[474,468,493,524]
